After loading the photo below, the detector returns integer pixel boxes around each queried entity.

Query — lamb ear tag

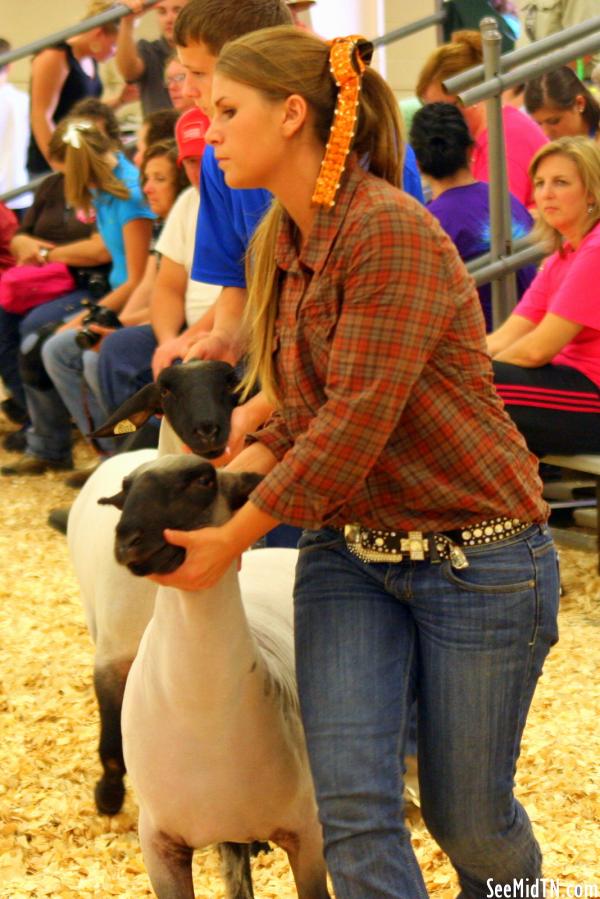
[114,418,137,434]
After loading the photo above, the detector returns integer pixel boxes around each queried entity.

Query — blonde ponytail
[239,201,284,406]
[50,118,130,214]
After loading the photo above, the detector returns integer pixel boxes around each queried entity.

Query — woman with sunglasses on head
[147,26,560,899]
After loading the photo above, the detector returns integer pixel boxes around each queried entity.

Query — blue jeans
[40,329,116,457]
[97,324,156,413]
[294,525,559,899]
[0,289,85,412]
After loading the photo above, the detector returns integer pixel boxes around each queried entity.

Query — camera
[75,299,122,349]
[86,271,111,301]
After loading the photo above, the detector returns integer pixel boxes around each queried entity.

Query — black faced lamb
[100,454,329,899]
[68,360,242,815]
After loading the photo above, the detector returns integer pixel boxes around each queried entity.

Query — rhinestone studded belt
[343,516,531,569]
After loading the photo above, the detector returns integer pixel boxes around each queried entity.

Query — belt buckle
[401,531,428,561]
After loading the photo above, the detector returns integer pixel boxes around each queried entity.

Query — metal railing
[372,10,446,49]
[0,176,48,206]
[444,13,600,94]
[459,28,600,107]
[472,243,546,287]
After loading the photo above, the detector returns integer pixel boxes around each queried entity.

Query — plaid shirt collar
[275,155,364,276]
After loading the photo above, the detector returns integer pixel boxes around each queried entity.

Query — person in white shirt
[96,106,220,416]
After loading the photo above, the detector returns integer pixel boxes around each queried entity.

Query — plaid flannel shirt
[249,158,548,532]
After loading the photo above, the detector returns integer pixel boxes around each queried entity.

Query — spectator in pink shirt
[489,136,600,455]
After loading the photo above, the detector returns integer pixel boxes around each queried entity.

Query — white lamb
[100,454,329,899]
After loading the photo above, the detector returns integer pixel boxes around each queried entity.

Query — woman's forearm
[30,115,54,166]
[151,286,186,343]
[47,234,112,267]
[224,439,278,475]
[115,15,144,82]
[492,313,583,368]
[10,233,53,265]
[99,279,138,314]
[487,314,537,357]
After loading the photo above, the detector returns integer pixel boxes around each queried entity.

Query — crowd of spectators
[1,1,599,471]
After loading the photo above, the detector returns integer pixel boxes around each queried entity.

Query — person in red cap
[150,106,221,377]
[95,105,220,419]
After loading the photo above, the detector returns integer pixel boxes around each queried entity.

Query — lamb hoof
[95,776,125,816]
[250,841,271,856]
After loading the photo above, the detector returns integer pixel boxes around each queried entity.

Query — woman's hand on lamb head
[183,332,238,367]
[147,526,240,591]
[151,333,203,379]
[147,500,279,592]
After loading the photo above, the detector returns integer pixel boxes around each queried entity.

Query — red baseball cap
[175,107,210,164]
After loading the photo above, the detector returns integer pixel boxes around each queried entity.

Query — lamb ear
[98,490,127,510]
[90,383,163,438]
[219,471,264,510]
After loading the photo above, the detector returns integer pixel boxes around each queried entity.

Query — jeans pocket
[529,539,560,651]
[440,540,536,594]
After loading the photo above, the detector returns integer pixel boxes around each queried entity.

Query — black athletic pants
[493,361,600,456]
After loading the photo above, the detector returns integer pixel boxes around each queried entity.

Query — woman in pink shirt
[416,30,547,206]
[488,136,600,454]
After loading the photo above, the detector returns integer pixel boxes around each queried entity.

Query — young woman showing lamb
[150,26,559,899]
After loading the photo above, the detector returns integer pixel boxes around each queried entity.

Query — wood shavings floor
[0,423,598,898]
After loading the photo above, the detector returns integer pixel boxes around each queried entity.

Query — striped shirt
[250,157,548,531]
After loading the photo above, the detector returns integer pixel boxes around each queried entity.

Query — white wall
[310,0,439,97]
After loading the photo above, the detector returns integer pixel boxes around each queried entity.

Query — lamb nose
[195,422,220,440]
[116,529,144,559]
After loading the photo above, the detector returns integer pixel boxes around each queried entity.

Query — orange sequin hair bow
[312,34,374,208]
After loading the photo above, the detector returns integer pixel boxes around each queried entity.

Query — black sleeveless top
[27,41,102,175]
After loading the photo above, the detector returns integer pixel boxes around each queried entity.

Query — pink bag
[0,262,76,314]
